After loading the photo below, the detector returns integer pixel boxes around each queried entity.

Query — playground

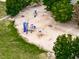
[0,0,79,59]
[14,5,79,53]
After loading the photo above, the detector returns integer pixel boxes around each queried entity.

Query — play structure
[23,20,36,33]
[22,11,37,33]
[23,21,28,33]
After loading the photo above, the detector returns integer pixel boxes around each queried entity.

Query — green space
[0,2,6,18]
[0,20,45,59]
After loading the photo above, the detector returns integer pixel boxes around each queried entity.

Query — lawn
[0,2,6,18]
[0,20,46,59]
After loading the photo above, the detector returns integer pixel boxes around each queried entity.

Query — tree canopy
[53,34,79,59]
[6,0,32,16]
[43,0,73,22]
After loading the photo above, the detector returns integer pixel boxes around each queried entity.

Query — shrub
[6,0,31,16]
[73,37,79,58]
[53,34,79,59]
[53,34,74,59]
[43,0,73,22]
[43,0,59,10]
[51,1,73,22]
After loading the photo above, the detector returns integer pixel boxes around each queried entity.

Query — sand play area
[14,5,79,52]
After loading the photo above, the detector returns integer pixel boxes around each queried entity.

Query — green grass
[0,20,46,59]
[0,2,6,18]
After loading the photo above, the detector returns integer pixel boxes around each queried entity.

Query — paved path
[0,15,10,21]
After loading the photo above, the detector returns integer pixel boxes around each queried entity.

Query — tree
[53,33,79,59]
[53,34,75,59]
[43,0,73,22]
[6,0,32,16]
[51,1,73,22]
[73,37,79,58]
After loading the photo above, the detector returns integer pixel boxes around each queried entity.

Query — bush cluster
[43,0,73,22]
[6,0,31,16]
[53,34,79,59]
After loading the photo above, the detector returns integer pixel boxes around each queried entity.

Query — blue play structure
[23,22,28,33]
[23,20,37,33]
